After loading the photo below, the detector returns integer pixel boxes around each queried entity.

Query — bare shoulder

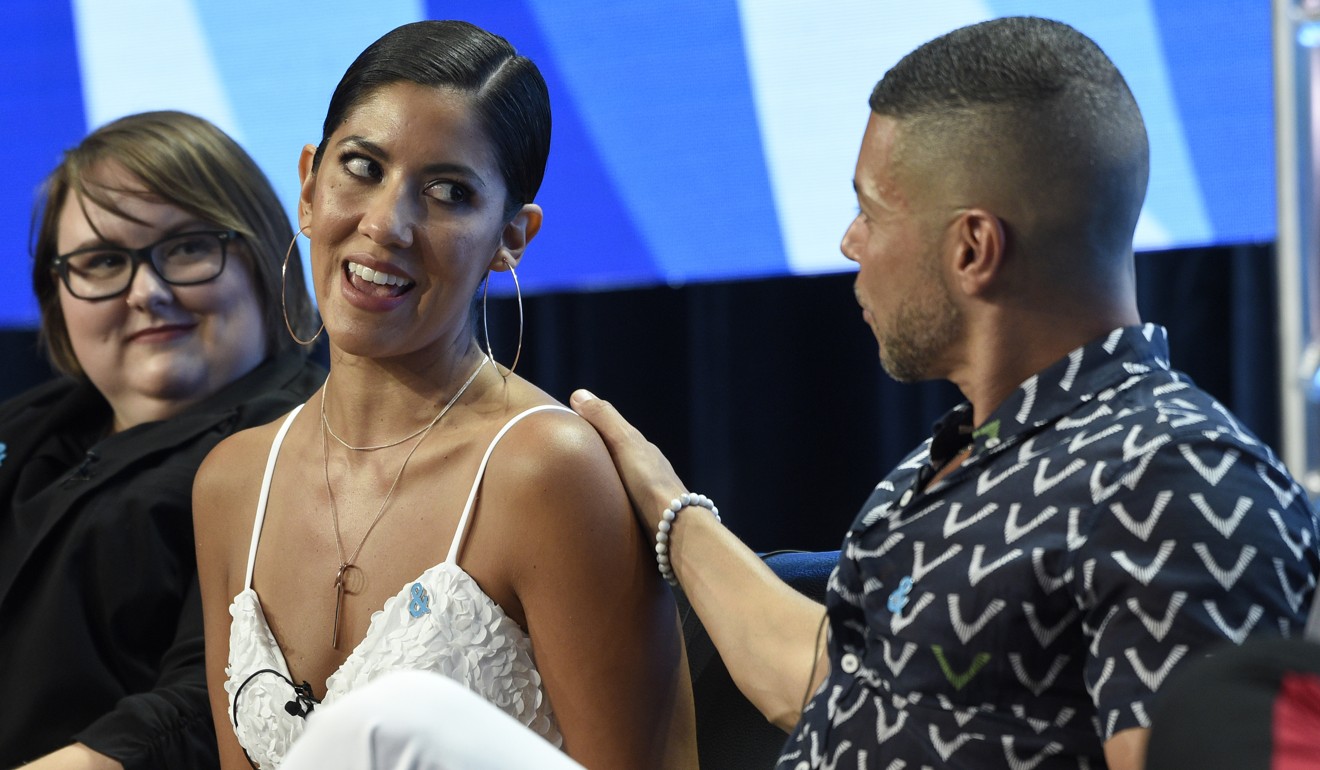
[196,417,288,496]
[484,401,618,495]
[193,409,304,541]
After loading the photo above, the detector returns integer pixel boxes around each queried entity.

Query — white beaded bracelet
[655,492,720,587]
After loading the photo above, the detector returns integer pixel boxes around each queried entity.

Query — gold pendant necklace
[322,356,487,649]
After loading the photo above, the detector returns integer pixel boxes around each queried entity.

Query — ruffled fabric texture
[226,564,561,769]
[226,589,304,769]
[326,562,561,747]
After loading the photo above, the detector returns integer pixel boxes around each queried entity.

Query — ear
[948,208,1006,297]
[490,203,543,271]
[297,144,319,233]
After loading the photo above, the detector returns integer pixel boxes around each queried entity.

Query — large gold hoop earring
[481,257,523,380]
[282,226,324,346]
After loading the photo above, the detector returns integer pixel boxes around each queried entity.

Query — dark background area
[0,243,1277,553]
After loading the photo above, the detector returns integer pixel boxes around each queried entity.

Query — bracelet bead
[655,492,720,587]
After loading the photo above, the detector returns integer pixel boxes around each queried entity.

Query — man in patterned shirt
[572,15,1320,770]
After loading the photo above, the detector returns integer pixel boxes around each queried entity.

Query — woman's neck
[321,342,492,448]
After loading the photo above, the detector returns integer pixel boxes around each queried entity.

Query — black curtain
[0,243,1279,553]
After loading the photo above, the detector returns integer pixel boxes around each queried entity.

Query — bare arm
[570,390,828,731]
[485,412,695,769]
[1104,727,1149,770]
[193,434,266,770]
[16,745,121,770]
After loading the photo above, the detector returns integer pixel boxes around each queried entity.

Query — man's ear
[297,144,319,233]
[491,203,543,271]
[949,208,1006,297]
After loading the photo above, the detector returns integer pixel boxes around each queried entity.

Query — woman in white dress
[194,20,696,770]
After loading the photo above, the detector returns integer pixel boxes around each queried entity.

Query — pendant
[332,563,348,649]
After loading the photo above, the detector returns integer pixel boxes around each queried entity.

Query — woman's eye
[343,155,381,180]
[426,181,469,204]
[80,252,128,272]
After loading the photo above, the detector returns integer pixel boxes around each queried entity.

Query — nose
[359,181,417,248]
[840,214,864,264]
[124,260,175,311]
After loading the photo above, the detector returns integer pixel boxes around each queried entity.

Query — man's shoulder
[968,367,1300,515]
[1058,368,1274,461]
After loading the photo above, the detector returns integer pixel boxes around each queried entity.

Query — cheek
[311,177,361,228]
[182,267,265,333]
[58,291,119,350]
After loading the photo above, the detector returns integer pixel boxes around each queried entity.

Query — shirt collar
[928,324,1171,459]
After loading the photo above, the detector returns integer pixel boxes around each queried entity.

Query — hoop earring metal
[481,257,523,380]
[282,226,324,347]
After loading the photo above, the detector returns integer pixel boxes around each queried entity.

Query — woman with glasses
[194,21,696,770]
[0,110,324,769]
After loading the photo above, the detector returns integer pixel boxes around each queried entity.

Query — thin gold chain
[322,355,487,647]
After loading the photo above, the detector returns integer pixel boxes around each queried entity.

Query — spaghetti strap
[242,404,305,590]
[446,404,575,566]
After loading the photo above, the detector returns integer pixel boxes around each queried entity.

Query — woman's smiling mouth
[344,260,416,298]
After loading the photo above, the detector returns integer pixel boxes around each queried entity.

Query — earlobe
[489,249,517,272]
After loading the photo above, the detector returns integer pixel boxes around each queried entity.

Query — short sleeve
[1078,432,1319,739]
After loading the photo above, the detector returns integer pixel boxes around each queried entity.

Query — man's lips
[127,323,196,343]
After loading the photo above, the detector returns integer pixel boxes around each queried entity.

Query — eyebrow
[338,136,489,189]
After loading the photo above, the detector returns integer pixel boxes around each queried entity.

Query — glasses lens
[152,232,227,285]
[62,250,133,299]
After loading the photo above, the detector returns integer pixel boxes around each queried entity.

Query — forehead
[335,82,501,175]
[853,114,909,210]
[56,162,193,249]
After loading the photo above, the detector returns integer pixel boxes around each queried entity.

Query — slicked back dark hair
[313,20,551,218]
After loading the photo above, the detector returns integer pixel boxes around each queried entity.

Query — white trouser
[280,670,585,770]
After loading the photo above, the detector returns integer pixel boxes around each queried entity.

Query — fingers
[569,389,634,446]
[570,389,686,528]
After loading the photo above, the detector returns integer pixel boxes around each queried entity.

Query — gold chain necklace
[322,355,487,648]
[322,360,484,451]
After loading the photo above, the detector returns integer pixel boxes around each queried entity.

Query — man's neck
[949,304,1140,427]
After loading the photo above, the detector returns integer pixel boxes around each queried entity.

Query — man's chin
[878,350,938,384]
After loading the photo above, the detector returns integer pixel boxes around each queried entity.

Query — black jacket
[0,351,323,769]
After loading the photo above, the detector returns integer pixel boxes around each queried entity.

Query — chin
[136,375,211,403]
[130,354,230,403]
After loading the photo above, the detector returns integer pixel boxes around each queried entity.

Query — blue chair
[676,550,839,770]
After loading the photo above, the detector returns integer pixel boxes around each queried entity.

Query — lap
[281,671,584,770]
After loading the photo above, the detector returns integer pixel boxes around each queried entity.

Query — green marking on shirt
[972,420,1001,443]
[932,644,992,691]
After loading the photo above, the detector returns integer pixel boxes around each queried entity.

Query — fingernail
[571,389,597,404]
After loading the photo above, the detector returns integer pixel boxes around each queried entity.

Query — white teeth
[348,262,410,287]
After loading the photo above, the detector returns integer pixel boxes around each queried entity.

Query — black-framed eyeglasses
[51,229,238,301]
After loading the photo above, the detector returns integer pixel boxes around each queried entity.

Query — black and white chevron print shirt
[777,324,1320,770]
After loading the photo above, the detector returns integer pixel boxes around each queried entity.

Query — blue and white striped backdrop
[1,1,1273,327]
